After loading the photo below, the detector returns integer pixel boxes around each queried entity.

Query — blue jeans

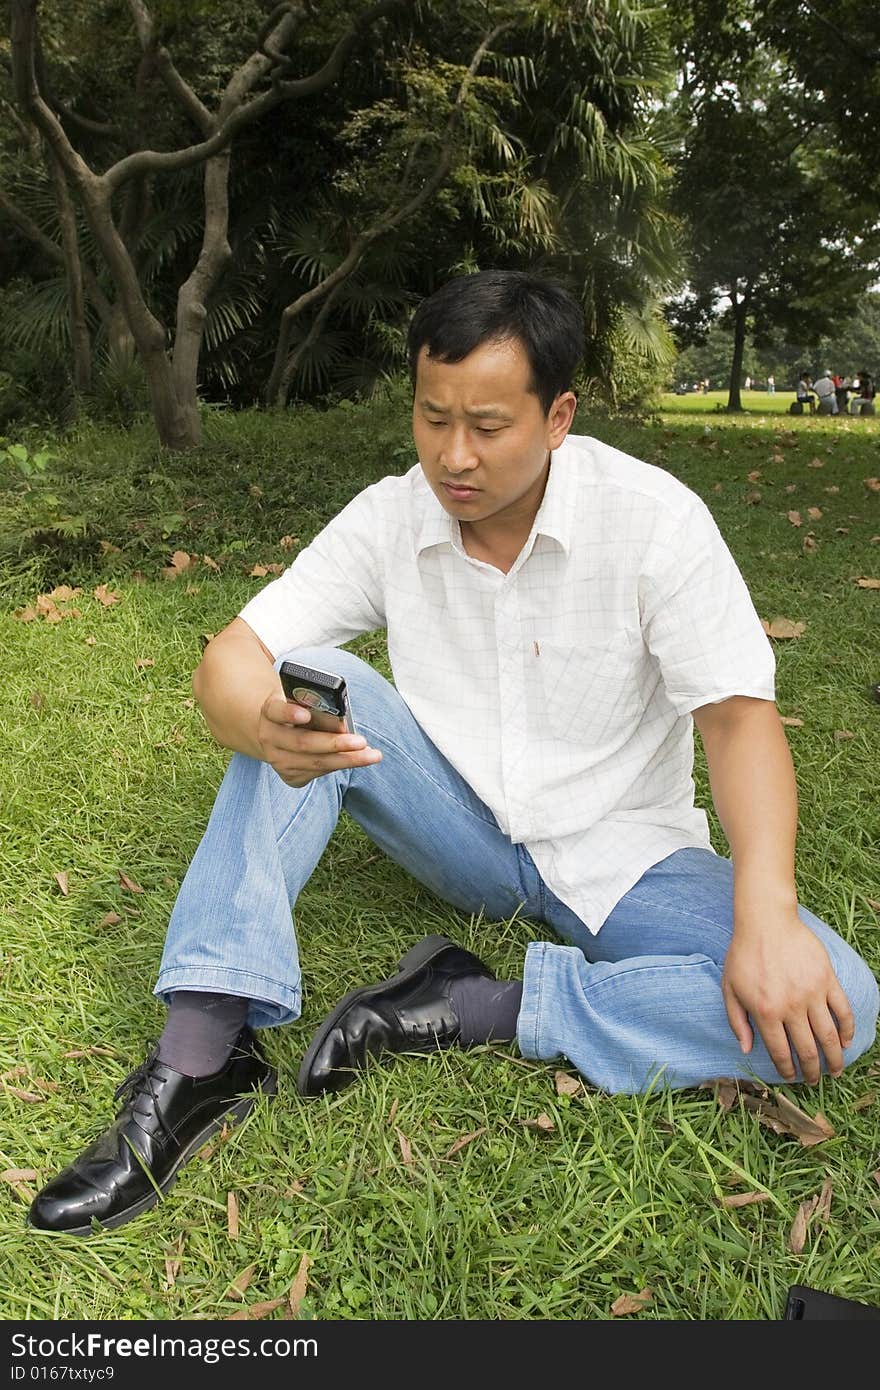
[155,647,879,1094]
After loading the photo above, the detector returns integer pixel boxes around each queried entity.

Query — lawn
[1,397,878,1321]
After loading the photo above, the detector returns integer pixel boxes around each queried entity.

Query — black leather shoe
[28,1029,276,1236]
[297,934,493,1097]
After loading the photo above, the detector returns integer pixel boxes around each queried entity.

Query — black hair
[407,269,585,415]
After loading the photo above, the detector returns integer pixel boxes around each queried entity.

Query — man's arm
[192,617,381,787]
[692,695,855,1082]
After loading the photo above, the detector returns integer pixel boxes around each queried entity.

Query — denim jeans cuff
[516,941,549,1060]
[153,965,301,1028]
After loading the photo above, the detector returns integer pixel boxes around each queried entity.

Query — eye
[426,418,447,427]
[476,427,502,435]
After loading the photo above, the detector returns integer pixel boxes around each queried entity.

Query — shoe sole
[296,933,461,1097]
[27,1076,277,1238]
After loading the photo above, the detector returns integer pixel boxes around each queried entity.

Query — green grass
[1,401,879,1321]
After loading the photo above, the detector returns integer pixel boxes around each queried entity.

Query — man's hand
[257,692,382,788]
[722,911,855,1083]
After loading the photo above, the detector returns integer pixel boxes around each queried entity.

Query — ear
[547,390,577,447]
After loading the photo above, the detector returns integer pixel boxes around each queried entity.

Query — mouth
[442,481,480,500]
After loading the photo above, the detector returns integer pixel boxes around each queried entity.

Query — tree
[667,0,880,411]
[7,0,408,447]
[2,1,681,438]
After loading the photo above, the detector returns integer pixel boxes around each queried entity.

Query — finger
[785,1018,821,1085]
[277,748,382,783]
[826,979,855,1051]
[264,693,312,725]
[756,1020,796,1081]
[807,1004,845,1078]
[722,985,754,1054]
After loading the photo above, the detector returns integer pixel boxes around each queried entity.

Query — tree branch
[267,19,511,405]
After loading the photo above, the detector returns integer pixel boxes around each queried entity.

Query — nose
[440,427,479,475]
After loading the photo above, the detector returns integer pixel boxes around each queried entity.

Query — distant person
[850,371,876,415]
[832,374,849,414]
[744,374,751,391]
[767,374,775,394]
[796,372,816,414]
[813,371,838,415]
[702,378,710,394]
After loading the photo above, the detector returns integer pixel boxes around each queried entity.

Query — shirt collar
[413,435,577,558]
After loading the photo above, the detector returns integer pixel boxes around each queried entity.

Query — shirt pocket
[530,631,650,743]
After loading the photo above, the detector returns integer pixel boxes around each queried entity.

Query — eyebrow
[420,400,512,420]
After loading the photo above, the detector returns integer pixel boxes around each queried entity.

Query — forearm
[698,702,799,925]
[192,622,281,759]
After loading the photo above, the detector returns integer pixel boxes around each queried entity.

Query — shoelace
[112,1045,175,1140]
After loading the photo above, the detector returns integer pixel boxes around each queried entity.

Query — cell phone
[278,660,355,734]
[784,1284,880,1320]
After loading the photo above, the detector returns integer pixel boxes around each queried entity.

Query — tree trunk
[727,289,750,412]
[47,150,91,394]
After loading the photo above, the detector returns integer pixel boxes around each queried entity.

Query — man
[812,370,838,415]
[30,271,878,1236]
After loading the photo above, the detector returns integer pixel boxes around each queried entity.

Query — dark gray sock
[448,976,523,1047]
[157,990,250,1077]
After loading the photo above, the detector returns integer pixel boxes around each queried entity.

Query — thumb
[265,692,310,724]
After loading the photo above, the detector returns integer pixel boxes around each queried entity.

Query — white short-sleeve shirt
[239,433,776,932]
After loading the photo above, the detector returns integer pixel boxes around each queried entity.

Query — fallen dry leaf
[227,1190,240,1239]
[761,617,806,639]
[265,563,284,575]
[788,1197,816,1254]
[4,1087,44,1103]
[807,507,823,520]
[395,1127,414,1166]
[93,584,121,607]
[279,535,299,550]
[202,554,221,572]
[610,1288,653,1316]
[855,577,880,589]
[719,1191,773,1209]
[852,1090,877,1111]
[97,912,122,927]
[53,871,69,896]
[771,1092,835,1147]
[287,1253,311,1318]
[1,1168,39,1183]
[866,899,880,914]
[770,452,785,464]
[84,635,96,646]
[134,657,155,670]
[744,489,762,505]
[787,510,802,527]
[164,1235,184,1288]
[442,1128,487,1160]
[521,1112,555,1133]
[780,716,804,727]
[30,690,46,710]
[118,871,144,894]
[249,564,268,577]
[807,458,825,468]
[873,1170,880,1187]
[387,1097,399,1126]
[802,535,818,554]
[784,483,797,494]
[62,1046,116,1058]
[161,550,196,580]
[227,1263,256,1301]
[2,1067,29,1081]
[864,478,880,492]
[14,606,38,622]
[747,470,762,482]
[834,730,854,742]
[225,1297,286,1322]
[31,1078,60,1093]
[49,585,82,601]
[824,485,840,494]
[815,1177,833,1225]
[99,539,121,554]
[836,527,850,535]
[554,1071,582,1097]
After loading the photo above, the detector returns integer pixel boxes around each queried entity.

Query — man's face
[412,337,575,533]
